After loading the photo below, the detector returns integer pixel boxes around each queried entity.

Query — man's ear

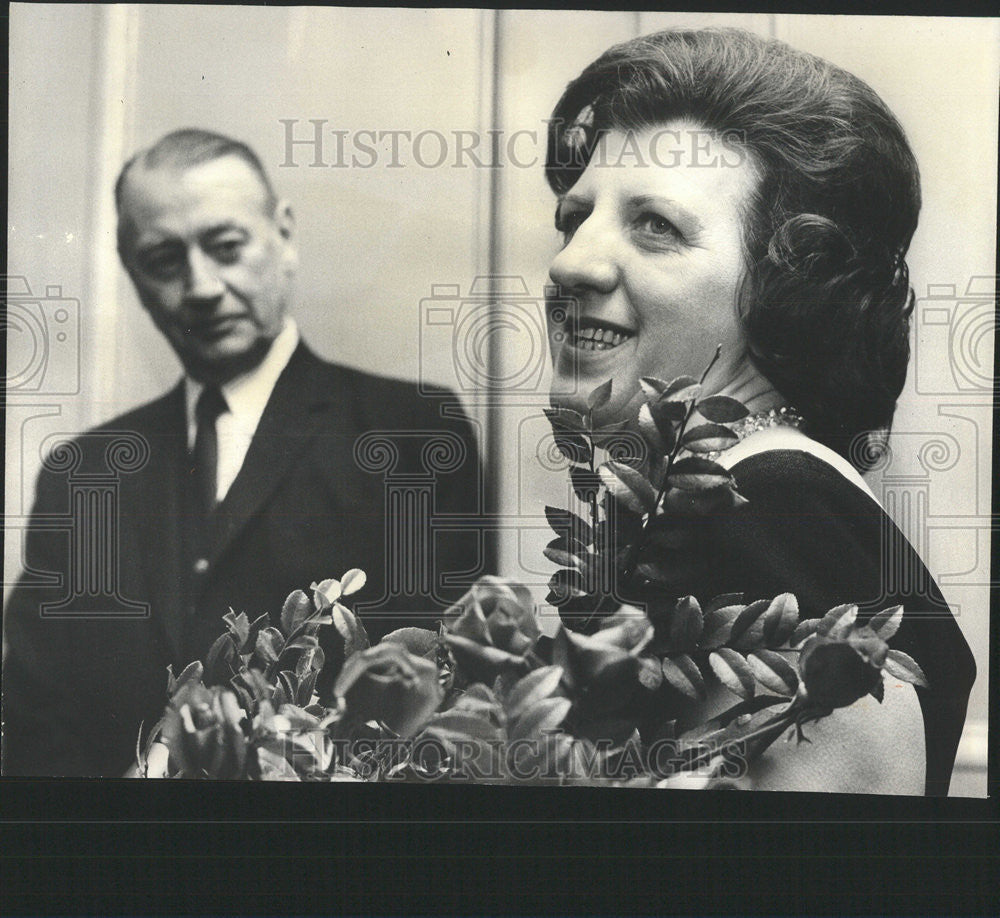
[274,200,295,242]
[274,200,299,273]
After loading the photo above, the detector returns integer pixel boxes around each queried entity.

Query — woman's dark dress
[688,449,976,796]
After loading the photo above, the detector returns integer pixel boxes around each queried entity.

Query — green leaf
[545,505,594,546]
[661,484,748,516]
[553,431,592,464]
[639,376,671,402]
[681,423,740,454]
[637,403,669,457]
[704,593,744,614]
[204,633,237,684]
[547,567,586,604]
[709,648,756,699]
[789,618,821,648]
[817,603,858,640]
[333,603,370,657]
[280,590,312,637]
[587,379,614,411]
[643,402,682,450]
[882,649,929,688]
[381,627,439,657]
[542,535,589,571]
[666,456,733,491]
[425,710,501,742]
[222,611,251,648]
[505,665,565,721]
[295,646,323,680]
[167,660,204,696]
[869,605,904,640]
[663,376,701,399]
[340,569,368,596]
[747,650,799,696]
[245,613,271,654]
[696,395,750,423]
[543,406,587,431]
[310,578,342,609]
[596,613,654,655]
[669,595,703,649]
[599,461,657,514]
[699,604,745,649]
[509,696,572,742]
[255,627,285,664]
[637,656,664,690]
[870,677,885,703]
[649,399,687,430]
[762,593,800,646]
[661,654,706,700]
[727,599,770,647]
[569,465,603,502]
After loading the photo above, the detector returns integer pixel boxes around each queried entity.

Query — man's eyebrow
[201,222,249,238]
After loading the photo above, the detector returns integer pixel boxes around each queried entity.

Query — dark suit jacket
[2,343,490,776]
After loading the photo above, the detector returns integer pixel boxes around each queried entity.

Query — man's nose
[548,216,619,294]
[184,248,225,302]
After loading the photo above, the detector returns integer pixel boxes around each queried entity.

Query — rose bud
[799,638,883,710]
[442,633,529,683]
[333,642,443,738]
[161,686,247,778]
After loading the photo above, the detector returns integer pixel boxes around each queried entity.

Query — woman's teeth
[572,326,632,351]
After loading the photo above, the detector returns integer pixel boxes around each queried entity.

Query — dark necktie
[192,385,228,518]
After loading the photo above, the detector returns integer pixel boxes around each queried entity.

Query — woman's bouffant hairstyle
[546,28,920,470]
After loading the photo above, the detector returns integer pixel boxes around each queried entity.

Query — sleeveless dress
[688,427,977,796]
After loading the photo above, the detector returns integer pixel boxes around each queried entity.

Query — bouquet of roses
[135,354,927,784]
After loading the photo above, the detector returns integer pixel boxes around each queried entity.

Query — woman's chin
[548,340,637,414]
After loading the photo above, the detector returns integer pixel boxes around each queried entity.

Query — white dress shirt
[184,318,300,503]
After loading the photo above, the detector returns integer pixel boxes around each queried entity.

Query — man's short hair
[115,128,278,229]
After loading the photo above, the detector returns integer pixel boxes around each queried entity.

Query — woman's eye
[555,210,586,241]
[637,213,678,237]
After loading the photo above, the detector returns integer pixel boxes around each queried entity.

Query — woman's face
[547,121,759,423]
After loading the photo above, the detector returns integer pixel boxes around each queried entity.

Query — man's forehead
[119,154,271,215]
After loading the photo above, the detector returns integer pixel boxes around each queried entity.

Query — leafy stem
[620,343,723,582]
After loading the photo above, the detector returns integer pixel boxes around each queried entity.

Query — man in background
[3,129,488,776]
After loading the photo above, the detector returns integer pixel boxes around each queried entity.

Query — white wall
[6,6,995,793]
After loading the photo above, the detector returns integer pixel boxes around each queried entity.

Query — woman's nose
[548,217,619,294]
[185,247,225,301]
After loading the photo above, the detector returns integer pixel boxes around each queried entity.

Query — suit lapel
[131,383,190,665]
[205,343,341,570]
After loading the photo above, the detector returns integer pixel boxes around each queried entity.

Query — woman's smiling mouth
[568,319,635,352]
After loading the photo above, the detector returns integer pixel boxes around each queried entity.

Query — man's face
[118,155,298,384]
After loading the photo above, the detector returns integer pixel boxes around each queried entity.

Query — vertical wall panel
[489,11,638,627]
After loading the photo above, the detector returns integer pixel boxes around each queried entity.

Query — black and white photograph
[3,5,995,806]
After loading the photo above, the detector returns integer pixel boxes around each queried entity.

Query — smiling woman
[547,123,761,428]
[542,27,976,796]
